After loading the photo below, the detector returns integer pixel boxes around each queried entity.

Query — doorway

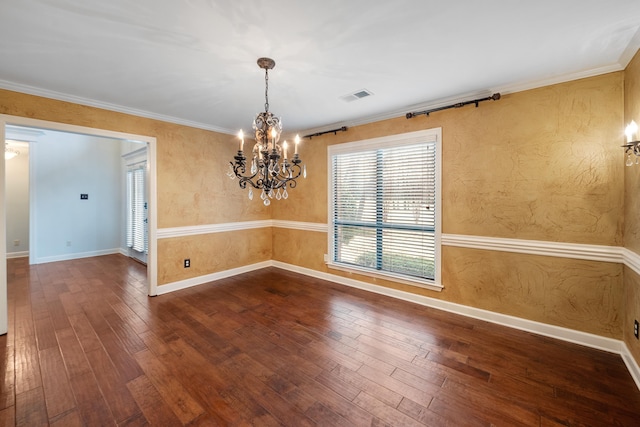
[0,114,158,335]
[124,148,148,265]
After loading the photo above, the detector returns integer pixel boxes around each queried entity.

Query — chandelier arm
[234,164,302,191]
[285,179,298,189]
[240,178,265,189]
[236,171,261,184]
[237,177,250,189]
[256,177,269,189]
[273,165,301,182]
[230,160,246,176]
[267,179,295,190]
[231,156,265,186]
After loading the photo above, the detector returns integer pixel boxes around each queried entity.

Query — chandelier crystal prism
[228,57,306,206]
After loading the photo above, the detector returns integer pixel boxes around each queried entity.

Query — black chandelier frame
[229,57,305,205]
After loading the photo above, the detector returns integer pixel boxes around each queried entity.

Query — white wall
[5,144,29,257]
[33,130,122,263]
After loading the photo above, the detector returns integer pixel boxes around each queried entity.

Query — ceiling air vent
[340,89,374,102]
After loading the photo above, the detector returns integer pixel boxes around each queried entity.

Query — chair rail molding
[159,220,627,265]
[441,234,623,263]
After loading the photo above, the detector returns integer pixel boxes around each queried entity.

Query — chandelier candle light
[227,57,306,206]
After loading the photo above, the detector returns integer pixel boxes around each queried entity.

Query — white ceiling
[1,0,640,137]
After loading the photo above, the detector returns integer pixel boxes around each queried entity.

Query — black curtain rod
[303,126,348,139]
[406,93,501,119]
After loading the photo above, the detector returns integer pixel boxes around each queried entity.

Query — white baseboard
[34,248,121,264]
[622,343,640,390]
[156,261,272,295]
[274,261,640,389]
[6,251,28,259]
[156,259,640,390]
[271,261,623,353]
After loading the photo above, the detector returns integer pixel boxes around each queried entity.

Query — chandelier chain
[264,69,269,113]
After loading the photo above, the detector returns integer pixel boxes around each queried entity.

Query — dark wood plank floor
[1,255,640,426]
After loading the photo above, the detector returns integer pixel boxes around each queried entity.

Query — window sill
[326,262,443,292]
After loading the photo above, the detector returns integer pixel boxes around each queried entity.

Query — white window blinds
[329,129,441,284]
[126,167,147,253]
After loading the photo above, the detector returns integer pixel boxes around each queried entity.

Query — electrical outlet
[184,259,190,268]
[66,241,72,247]
[635,319,639,339]
[13,240,19,247]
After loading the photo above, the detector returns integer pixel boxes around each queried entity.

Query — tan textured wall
[270,135,328,223]
[0,89,272,286]
[273,73,626,338]
[275,73,624,243]
[624,267,640,362]
[0,68,631,340]
[157,126,269,228]
[442,247,622,337]
[158,229,272,284]
[272,228,327,271]
[625,50,640,253]
[624,49,640,363]
[271,229,623,338]
[443,77,623,244]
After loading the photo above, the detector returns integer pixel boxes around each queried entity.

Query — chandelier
[227,57,306,206]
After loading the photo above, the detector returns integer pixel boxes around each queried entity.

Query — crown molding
[492,63,624,97]
[299,89,492,137]
[297,63,626,137]
[0,79,236,135]
[1,53,631,140]
[618,26,640,69]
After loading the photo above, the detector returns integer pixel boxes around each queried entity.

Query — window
[126,166,147,254]
[328,129,441,290]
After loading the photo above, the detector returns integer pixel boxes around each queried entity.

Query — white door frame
[0,114,158,334]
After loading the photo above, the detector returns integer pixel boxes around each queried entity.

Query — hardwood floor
[1,255,639,426]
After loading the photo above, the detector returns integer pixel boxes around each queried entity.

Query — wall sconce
[623,121,639,166]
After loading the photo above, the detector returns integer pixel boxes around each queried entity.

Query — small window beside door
[126,167,147,254]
